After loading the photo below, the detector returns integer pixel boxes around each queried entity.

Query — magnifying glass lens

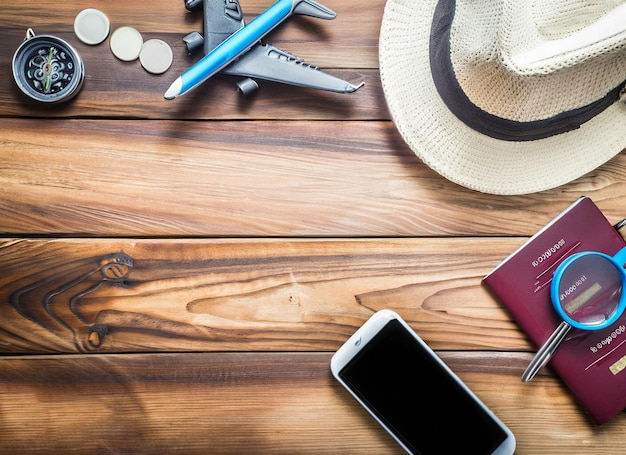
[557,254,623,326]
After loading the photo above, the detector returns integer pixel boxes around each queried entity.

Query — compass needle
[44,47,54,92]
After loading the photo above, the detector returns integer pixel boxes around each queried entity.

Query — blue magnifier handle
[522,320,572,382]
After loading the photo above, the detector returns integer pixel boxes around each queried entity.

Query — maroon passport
[483,196,626,424]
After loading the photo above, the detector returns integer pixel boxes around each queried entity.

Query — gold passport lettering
[610,355,626,375]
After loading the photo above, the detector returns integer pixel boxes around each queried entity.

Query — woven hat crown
[452,0,626,122]
[504,0,626,73]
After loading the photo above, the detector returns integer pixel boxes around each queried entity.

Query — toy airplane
[165,0,364,98]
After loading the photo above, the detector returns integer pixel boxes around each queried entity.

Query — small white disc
[139,39,174,74]
[74,8,110,45]
[110,26,143,62]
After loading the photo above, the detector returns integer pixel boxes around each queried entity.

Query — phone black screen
[339,319,507,455]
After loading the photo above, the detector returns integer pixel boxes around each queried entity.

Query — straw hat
[379,0,626,194]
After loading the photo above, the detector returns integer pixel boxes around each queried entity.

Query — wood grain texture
[2,118,626,237]
[1,352,624,454]
[3,0,626,453]
[0,237,527,354]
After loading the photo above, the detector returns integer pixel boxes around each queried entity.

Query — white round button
[110,26,143,62]
[139,39,174,74]
[74,8,110,45]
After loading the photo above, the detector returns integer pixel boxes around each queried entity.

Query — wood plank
[2,118,626,237]
[0,0,382,120]
[5,2,626,454]
[0,0,383,42]
[0,237,529,354]
[0,351,623,454]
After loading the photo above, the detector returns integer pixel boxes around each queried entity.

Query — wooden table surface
[2,1,626,453]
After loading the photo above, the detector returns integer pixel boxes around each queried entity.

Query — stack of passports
[483,196,626,424]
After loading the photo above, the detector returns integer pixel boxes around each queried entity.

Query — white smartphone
[330,310,515,455]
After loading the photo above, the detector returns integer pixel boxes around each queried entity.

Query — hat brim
[379,0,626,195]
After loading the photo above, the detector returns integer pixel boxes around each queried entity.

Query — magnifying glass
[522,248,626,382]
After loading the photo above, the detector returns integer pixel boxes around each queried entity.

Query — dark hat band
[430,0,623,142]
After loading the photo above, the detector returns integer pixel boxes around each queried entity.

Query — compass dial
[12,31,84,103]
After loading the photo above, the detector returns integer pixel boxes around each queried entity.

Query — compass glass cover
[13,34,84,103]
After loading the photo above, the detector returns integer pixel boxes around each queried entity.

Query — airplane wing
[201,0,363,93]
